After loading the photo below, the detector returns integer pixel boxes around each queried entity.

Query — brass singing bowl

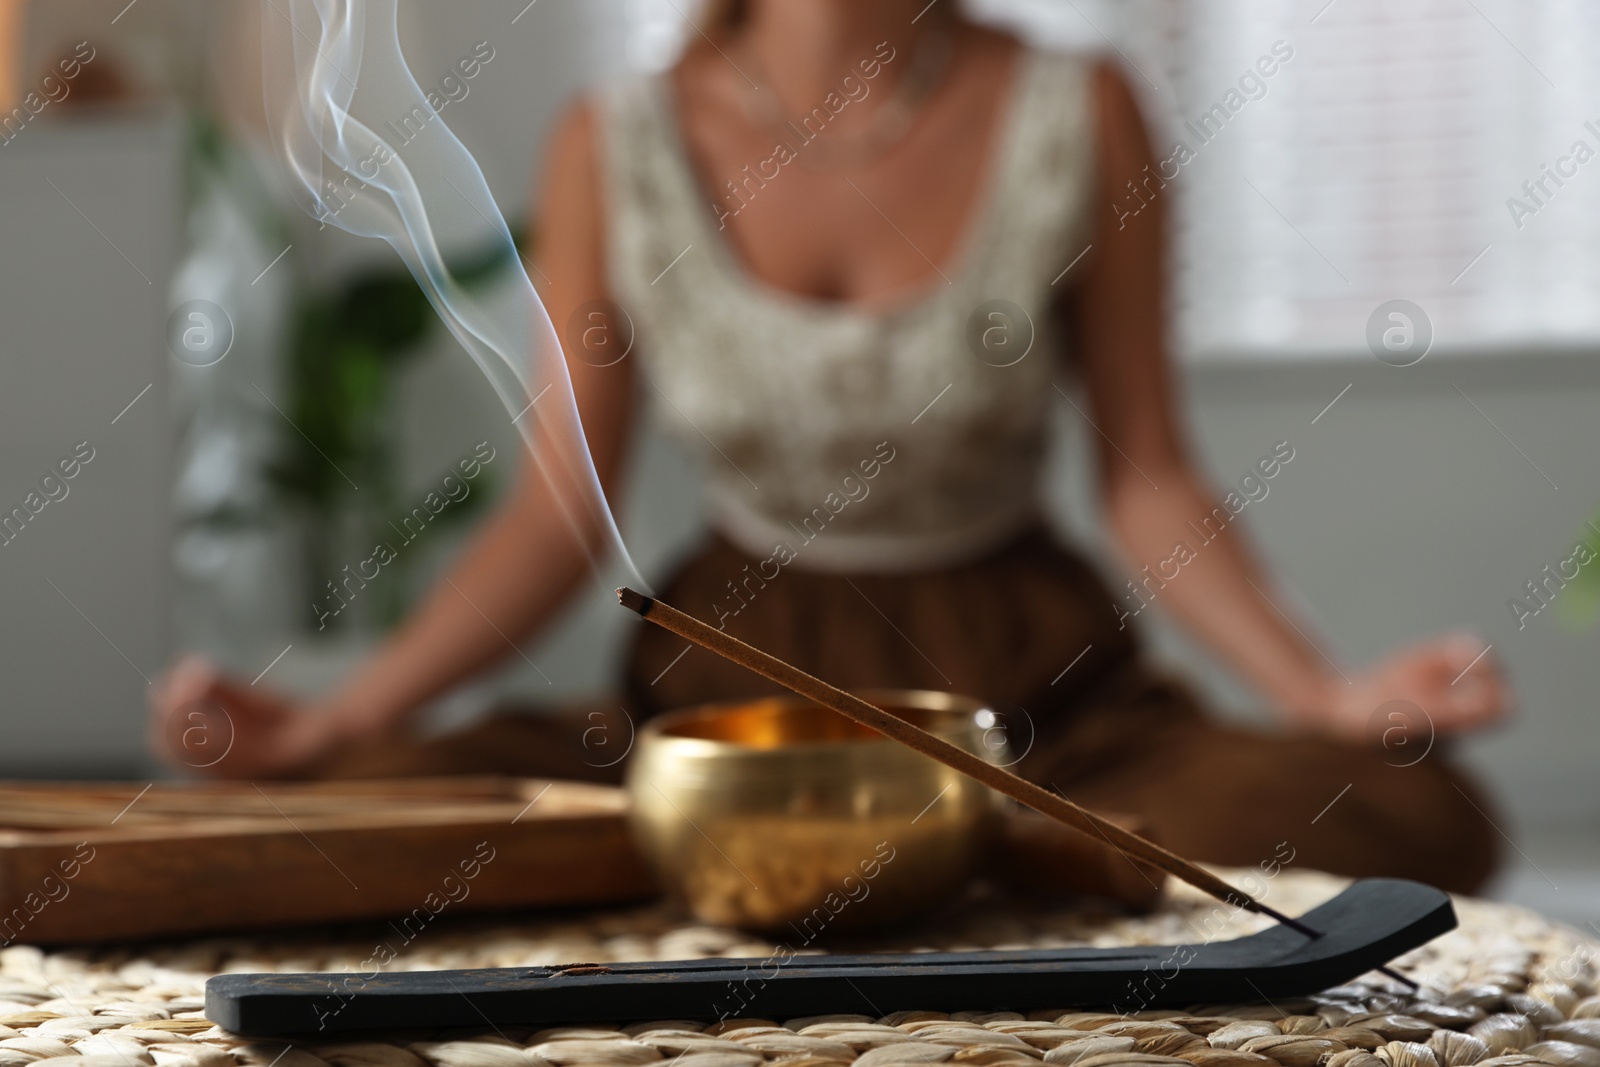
[624,689,1005,933]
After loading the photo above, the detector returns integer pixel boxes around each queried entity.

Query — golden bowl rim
[635,688,992,759]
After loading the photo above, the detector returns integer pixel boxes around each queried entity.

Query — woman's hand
[148,656,352,779]
[1293,633,1510,745]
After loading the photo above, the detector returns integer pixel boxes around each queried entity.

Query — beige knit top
[599,48,1096,572]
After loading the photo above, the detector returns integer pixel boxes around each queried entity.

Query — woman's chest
[674,65,1016,308]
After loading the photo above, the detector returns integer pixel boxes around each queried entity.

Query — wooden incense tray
[0,777,657,945]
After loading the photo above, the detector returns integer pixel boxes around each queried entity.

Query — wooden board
[0,777,657,945]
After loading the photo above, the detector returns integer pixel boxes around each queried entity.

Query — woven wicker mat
[2,871,1596,1067]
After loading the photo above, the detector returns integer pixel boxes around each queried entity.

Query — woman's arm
[1067,63,1506,739]
[150,101,636,777]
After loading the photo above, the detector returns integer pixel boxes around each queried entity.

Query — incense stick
[617,588,1320,938]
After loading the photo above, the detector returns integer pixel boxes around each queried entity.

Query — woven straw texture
[1,872,1595,1067]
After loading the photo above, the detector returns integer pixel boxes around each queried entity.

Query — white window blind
[1112,0,1600,361]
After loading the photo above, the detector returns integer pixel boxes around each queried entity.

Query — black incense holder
[207,877,1454,1036]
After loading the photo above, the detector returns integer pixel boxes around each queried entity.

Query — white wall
[0,112,183,775]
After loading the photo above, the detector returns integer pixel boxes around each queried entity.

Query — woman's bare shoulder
[531,94,607,275]
[1085,56,1149,142]
[543,94,600,178]
[1061,53,1153,178]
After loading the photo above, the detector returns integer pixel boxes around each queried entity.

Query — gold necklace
[736,18,956,170]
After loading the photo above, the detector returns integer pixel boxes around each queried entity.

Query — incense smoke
[261,0,641,585]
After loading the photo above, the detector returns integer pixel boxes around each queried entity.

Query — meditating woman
[151,0,1508,892]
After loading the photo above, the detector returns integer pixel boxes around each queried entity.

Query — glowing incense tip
[616,587,653,614]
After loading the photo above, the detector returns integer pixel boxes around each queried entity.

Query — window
[1117,0,1600,361]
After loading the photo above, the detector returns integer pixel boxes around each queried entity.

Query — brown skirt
[332,527,1502,894]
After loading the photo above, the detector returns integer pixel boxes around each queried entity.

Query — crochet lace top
[599,48,1096,572]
